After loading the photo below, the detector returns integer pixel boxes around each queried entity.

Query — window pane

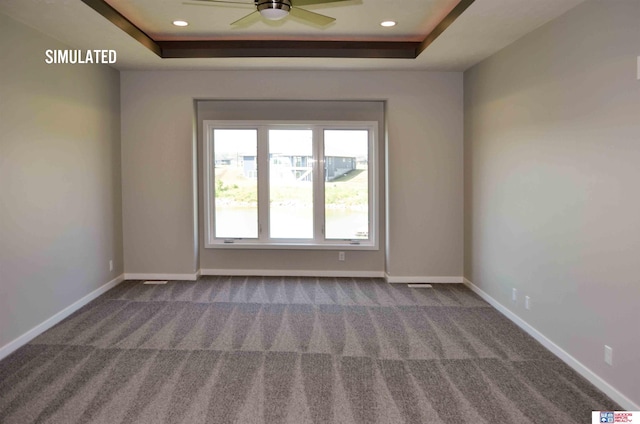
[213,129,258,238]
[324,130,369,240]
[269,129,313,239]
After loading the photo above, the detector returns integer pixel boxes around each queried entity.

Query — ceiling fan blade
[293,0,352,5]
[289,7,335,26]
[231,10,261,26]
[183,0,253,6]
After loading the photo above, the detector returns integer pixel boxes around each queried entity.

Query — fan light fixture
[257,0,291,20]
[185,0,340,27]
[380,20,396,27]
[173,20,189,26]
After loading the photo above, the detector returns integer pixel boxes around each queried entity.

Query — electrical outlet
[512,288,517,302]
[604,345,613,366]
[525,295,531,310]
[338,251,345,261]
[109,260,113,272]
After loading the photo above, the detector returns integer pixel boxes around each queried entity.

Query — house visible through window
[204,121,378,249]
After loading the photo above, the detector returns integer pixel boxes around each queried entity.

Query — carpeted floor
[0,276,619,423]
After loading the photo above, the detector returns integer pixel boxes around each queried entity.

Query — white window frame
[204,120,378,250]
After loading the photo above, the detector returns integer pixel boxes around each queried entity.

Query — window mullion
[257,126,269,242]
[314,127,326,244]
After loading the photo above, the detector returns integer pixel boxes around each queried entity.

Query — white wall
[0,13,123,350]
[465,0,640,407]
[120,70,463,279]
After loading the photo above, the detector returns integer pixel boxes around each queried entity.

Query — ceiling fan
[183,0,352,27]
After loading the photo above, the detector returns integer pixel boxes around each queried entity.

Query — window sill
[205,242,378,251]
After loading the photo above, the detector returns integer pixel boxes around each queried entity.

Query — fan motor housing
[256,0,292,13]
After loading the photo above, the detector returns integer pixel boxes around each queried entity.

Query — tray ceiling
[85,0,472,59]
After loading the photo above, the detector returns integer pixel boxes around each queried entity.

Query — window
[204,121,378,249]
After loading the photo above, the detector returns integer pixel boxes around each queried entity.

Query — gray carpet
[0,276,619,423]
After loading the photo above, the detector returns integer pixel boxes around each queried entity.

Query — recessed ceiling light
[380,21,396,27]
[173,20,189,27]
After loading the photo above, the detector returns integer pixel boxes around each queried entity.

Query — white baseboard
[463,278,640,411]
[123,272,199,281]
[0,274,125,361]
[385,274,464,284]
[200,269,385,278]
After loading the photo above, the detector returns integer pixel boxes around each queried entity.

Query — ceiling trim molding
[159,40,420,59]
[417,0,475,55]
[80,0,161,56]
[80,0,475,59]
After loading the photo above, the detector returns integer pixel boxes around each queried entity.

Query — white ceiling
[0,0,585,71]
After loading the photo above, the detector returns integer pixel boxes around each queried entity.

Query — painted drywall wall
[120,71,463,278]
[0,13,122,349]
[464,0,640,406]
